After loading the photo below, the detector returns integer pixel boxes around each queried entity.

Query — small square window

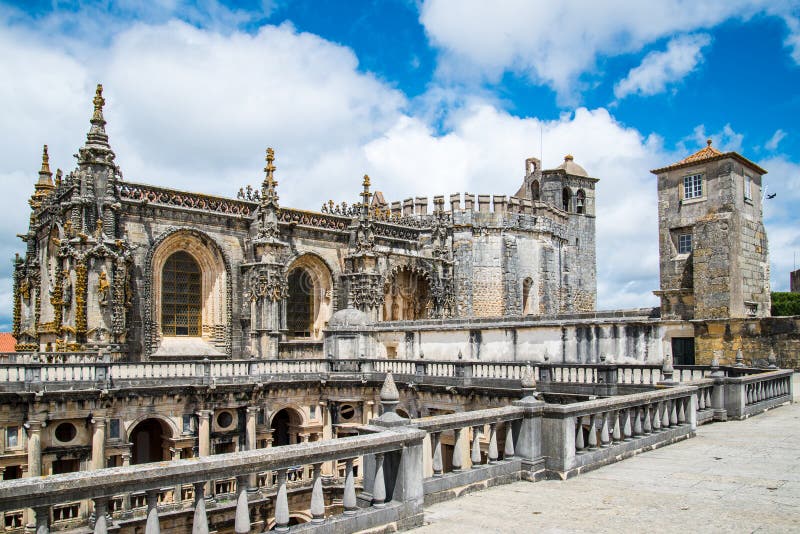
[6,427,18,448]
[182,414,194,434]
[678,234,692,254]
[683,174,703,199]
[109,419,120,439]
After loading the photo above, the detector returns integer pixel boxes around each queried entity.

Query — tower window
[678,234,692,254]
[744,175,752,200]
[576,189,586,214]
[683,174,703,199]
[562,187,572,212]
[531,180,540,201]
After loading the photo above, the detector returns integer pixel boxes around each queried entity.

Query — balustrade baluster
[600,412,610,447]
[343,459,357,515]
[93,497,110,534]
[623,408,633,440]
[373,453,386,507]
[145,490,160,534]
[234,476,250,534]
[652,402,661,431]
[488,423,498,463]
[192,482,209,534]
[274,469,289,531]
[504,422,515,459]
[452,428,464,471]
[678,398,686,425]
[587,414,598,450]
[575,416,585,452]
[612,411,622,443]
[670,399,678,427]
[642,404,652,434]
[471,426,482,467]
[311,463,325,523]
[699,388,707,409]
[432,432,443,476]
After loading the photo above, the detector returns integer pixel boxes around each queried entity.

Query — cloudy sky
[1,0,799,329]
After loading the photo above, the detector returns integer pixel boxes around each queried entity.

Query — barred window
[678,234,692,254]
[683,174,703,199]
[161,251,202,336]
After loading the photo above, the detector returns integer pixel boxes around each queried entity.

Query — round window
[339,404,356,421]
[216,411,233,428]
[54,422,77,443]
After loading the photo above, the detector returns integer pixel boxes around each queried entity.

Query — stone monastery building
[13,85,598,361]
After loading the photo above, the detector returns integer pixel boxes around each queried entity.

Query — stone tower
[652,140,770,320]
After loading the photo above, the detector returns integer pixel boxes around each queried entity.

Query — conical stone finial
[377,371,405,423]
[768,348,778,369]
[734,348,745,368]
[380,371,399,403]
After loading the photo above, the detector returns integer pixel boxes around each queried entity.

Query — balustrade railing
[0,427,425,534]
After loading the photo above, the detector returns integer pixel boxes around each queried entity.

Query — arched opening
[149,229,230,357]
[383,267,431,321]
[562,187,572,212]
[129,418,171,465]
[284,255,333,340]
[161,251,202,337]
[576,189,586,214]
[530,180,540,201]
[287,269,313,337]
[270,408,304,446]
[522,278,533,315]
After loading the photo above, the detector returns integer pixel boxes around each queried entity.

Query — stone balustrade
[541,385,698,478]
[0,366,793,533]
[0,357,782,394]
[0,425,426,534]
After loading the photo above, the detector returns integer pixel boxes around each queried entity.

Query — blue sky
[1,0,799,330]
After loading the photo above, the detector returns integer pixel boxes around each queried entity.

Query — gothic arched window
[287,268,314,337]
[161,251,202,336]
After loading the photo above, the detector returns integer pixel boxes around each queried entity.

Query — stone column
[320,402,334,476]
[246,406,258,491]
[197,410,212,497]
[25,421,43,533]
[170,448,182,503]
[91,417,106,471]
[121,452,132,513]
[26,421,42,478]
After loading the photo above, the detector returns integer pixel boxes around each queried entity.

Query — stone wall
[693,316,800,369]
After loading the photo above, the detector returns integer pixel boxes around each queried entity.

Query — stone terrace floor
[414,373,800,534]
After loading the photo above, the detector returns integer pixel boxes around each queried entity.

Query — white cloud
[759,156,800,292]
[614,34,711,99]
[686,123,744,153]
[765,129,787,151]
[419,0,796,101]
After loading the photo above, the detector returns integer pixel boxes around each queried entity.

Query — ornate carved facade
[13,85,598,359]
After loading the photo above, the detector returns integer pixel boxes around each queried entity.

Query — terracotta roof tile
[0,333,17,352]
[651,139,767,175]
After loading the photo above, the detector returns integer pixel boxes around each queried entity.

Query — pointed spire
[361,174,371,204]
[30,145,55,209]
[78,83,115,166]
[260,147,279,208]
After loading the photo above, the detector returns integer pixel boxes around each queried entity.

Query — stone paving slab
[413,374,800,534]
